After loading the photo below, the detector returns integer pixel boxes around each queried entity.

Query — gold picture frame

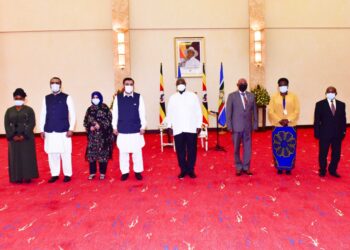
[174,37,205,78]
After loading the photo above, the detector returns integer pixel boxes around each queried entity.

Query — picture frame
[174,37,205,78]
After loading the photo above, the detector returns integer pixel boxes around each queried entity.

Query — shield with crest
[272,126,297,170]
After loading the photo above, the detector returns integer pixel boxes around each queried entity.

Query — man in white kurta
[112,77,146,181]
[40,77,76,183]
[167,78,202,178]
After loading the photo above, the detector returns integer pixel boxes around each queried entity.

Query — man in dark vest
[40,77,76,183]
[112,77,146,181]
[314,86,346,177]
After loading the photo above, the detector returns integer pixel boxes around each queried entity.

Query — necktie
[242,93,248,109]
[331,100,336,116]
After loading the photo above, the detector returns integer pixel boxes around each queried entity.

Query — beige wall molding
[249,0,265,88]
[112,0,131,91]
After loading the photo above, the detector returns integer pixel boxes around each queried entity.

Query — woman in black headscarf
[84,91,113,180]
[4,88,39,183]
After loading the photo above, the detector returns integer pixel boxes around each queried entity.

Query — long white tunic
[166,91,202,136]
[112,92,147,153]
[40,94,76,154]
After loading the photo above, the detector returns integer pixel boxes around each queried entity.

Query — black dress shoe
[277,170,283,174]
[48,176,59,183]
[236,170,242,176]
[121,173,129,181]
[24,179,31,183]
[135,172,143,180]
[178,172,186,179]
[319,171,326,177]
[286,170,291,175]
[330,172,341,178]
[188,172,197,178]
[63,176,71,182]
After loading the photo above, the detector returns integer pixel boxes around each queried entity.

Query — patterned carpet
[0,128,349,249]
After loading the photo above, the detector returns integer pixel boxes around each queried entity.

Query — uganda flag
[201,63,209,126]
[159,63,166,124]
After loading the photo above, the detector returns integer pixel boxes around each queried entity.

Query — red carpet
[0,128,349,249]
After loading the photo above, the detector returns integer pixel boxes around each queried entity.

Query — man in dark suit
[314,86,346,177]
[226,78,258,176]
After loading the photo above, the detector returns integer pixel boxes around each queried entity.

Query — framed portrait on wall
[174,37,205,78]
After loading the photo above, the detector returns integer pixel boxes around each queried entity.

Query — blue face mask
[326,93,336,101]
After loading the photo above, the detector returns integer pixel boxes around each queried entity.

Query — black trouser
[174,132,197,174]
[89,161,108,175]
[319,137,342,174]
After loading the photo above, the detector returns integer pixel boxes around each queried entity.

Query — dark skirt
[8,138,39,182]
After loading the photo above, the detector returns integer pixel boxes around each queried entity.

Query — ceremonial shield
[272,126,297,170]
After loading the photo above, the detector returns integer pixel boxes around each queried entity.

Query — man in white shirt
[112,77,146,181]
[40,77,76,183]
[167,78,202,178]
[180,47,201,68]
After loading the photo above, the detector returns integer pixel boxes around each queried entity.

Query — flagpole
[211,62,226,152]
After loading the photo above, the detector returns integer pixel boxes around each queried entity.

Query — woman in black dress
[84,91,113,180]
[4,88,39,183]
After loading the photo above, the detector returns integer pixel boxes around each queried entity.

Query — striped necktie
[331,100,336,116]
[241,93,248,109]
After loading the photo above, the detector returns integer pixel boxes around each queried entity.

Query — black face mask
[239,84,247,92]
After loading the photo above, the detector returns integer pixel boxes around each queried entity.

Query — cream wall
[129,0,250,129]
[0,0,115,134]
[265,0,350,125]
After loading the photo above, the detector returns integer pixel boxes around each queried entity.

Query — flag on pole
[159,63,166,124]
[177,64,182,78]
[218,62,226,126]
[201,63,209,126]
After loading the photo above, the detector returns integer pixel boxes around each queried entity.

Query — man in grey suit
[226,78,258,176]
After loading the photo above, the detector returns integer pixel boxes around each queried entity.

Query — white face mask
[125,85,133,94]
[177,84,186,92]
[326,93,336,101]
[14,100,24,106]
[279,86,288,94]
[51,84,61,93]
[91,98,100,105]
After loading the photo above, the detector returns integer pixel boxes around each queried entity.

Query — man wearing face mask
[268,78,300,175]
[112,77,146,181]
[226,78,258,176]
[167,78,202,179]
[40,77,76,183]
[314,86,346,178]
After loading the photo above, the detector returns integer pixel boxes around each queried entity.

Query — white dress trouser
[44,132,73,177]
[119,150,144,174]
[117,133,145,174]
[48,153,73,177]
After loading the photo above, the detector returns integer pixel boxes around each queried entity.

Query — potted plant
[251,84,270,107]
[251,84,270,130]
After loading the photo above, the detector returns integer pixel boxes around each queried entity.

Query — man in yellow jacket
[268,78,300,174]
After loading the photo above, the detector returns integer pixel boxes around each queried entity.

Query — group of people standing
[4,77,144,183]
[4,76,347,184]
[226,77,346,178]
